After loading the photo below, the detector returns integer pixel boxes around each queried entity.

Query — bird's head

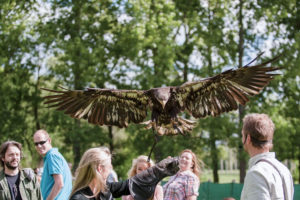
[153,87,171,109]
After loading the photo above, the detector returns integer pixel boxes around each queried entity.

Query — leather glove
[129,156,179,200]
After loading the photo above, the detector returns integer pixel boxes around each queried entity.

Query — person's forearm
[46,183,63,200]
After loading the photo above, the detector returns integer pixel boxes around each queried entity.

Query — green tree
[37,0,123,167]
[0,1,41,165]
[246,0,300,183]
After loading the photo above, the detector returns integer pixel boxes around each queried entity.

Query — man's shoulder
[253,158,290,173]
[47,148,60,155]
[248,158,292,183]
[46,148,66,161]
[21,168,35,181]
[0,170,4,177]
[250,159,272,174]
[0,170,5,182]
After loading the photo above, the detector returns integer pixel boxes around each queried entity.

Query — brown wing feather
[177,54,281,118]
[42,88,150,127]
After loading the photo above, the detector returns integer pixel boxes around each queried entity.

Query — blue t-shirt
[41,148,72,200]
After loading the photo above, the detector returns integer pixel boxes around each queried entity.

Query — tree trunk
[72,119,81,170]
[298,152,300,183]
[237,0,247,184]
[238,105,247,183]
[33,66,41,130]
[71,1,83,170]
[206,9,219,180]
[211,132,219,183]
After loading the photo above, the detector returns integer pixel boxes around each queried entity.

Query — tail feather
[141,117,196,135]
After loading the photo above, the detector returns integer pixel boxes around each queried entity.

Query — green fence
[198,182,243,200]
[197,182,300,200]
[162,181,300,200]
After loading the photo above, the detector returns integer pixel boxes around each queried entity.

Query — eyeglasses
[34,138,49,146]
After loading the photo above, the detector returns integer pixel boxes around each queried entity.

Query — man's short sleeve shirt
[41,148,72,200]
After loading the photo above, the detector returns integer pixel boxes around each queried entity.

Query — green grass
[201,170,240,183]
[160,170,240,184]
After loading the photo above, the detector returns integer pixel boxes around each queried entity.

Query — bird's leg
[147,128,159,162]
[172,116,184,135]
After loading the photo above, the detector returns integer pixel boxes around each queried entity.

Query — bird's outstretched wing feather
[42,88,150,127]
[177,54,281,118]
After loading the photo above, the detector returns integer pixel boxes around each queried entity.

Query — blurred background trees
[0,0,299,183]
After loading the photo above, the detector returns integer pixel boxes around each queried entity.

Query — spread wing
[42,87,150,127]
[176,53,281,118]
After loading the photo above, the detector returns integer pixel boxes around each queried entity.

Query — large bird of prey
[42,53,281,136]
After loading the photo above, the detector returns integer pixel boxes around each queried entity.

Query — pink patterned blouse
[163,170,200,200]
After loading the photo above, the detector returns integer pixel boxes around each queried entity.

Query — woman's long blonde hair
[180,149,201,178]
[127,155,154,178]
[70,147,112,199]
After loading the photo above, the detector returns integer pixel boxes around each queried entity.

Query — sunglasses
[34,138,49,146]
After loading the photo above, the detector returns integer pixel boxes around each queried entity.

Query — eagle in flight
[42,53,281,136]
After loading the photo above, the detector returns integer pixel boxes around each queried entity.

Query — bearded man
[0,140,42,200]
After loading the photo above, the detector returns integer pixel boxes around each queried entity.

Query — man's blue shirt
[41,148,72,200]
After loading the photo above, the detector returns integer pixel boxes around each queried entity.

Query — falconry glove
[129,156,179,200]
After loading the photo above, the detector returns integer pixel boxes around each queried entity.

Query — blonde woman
[163,149,201,200]
[69,147,179,200]
[122,155,163,200]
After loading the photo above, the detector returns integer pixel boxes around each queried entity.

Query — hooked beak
[159,99,168,109]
